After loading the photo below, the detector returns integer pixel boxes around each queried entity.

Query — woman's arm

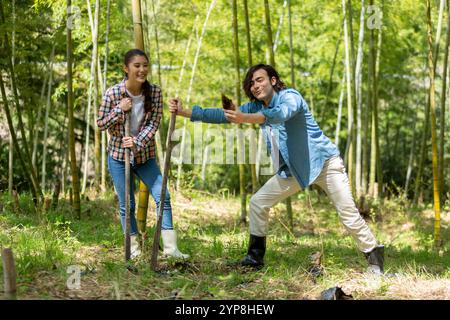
[97,88,131,131]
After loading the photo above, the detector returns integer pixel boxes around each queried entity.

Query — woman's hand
[122,136,136,151]
[224,108,246,124]
[169,98,191,118]
[120,98,132,112]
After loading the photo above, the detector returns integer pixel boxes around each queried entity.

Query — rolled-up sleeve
[190,102,254,123]
[190,105,228,123]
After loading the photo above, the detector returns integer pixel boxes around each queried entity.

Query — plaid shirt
[97,78,163,164]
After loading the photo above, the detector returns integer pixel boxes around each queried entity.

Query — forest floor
[0,187,449,300]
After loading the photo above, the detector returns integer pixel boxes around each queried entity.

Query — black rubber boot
[364,245,384,274]
[240,235,266,268]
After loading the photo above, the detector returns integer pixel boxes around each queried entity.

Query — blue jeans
[108,155,173,235]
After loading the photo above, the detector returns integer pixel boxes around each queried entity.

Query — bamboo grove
[0,0,449,246]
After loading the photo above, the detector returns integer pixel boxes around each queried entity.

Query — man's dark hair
[243,64,287,100]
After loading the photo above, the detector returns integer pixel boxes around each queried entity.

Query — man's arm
[260,91,304,124]
[169,98,263,124]
[224,109,265,124]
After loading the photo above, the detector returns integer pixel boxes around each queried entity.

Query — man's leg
[241,174,301,267]
[313,156,384,273]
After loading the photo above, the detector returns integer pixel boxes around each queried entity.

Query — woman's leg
[107,156,138,235]
[134,158,189,258]
[133,158,173,230]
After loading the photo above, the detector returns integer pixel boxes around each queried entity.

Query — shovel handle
[151,111,177,270]
[124,112,131,262]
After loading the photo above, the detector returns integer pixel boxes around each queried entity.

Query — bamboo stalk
[439,0,450,202]
[2,248,17,300]
[67,0,81,218]
[232,0,247,224]
[176,0,216,190]
[264,0,275,67]
[426,0,442,247]
[243,0,258,192]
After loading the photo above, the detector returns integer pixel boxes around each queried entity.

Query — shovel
[150,109,177,271]
[124,111,131,262]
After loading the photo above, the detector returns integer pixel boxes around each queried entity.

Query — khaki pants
[249,156,378,253]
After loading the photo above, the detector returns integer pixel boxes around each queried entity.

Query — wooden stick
[151,111,177,270]
[2,248,17,300]
[124,112,131,262]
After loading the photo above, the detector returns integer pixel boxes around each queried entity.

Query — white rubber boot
[130,234,141,259]
[161,230,190,259]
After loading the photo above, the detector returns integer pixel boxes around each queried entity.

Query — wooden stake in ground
[124,112,131,262]
[151,111,177,270]
[2,248,17,300]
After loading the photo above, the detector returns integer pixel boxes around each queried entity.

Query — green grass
[0,189,449,300]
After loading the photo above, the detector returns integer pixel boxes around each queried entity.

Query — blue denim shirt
[190,88,340,188]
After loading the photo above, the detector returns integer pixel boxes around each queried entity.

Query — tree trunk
[321,28,343,123]
[368,0,383,199]
[32,72,48,171]
[41,46,55,191]
[8,132,13,197]
[355,0,365,197]
[151,0,162,87]
[415,0,444,204]
[264,0,276,67]
[282,0,299,229]
[9,0,15,197]
[172,16,198,187]
[342,0,353,171]
[132,0,145,53]
[426,0,442,247]
[131,0,151,236]
[82,0,96,193]
[243,0,258,193]
[335,71,346,147]
[176,0,216,190]
[2,248,17,300]
[439,0,449,202]
[150,0,166,158]
[347,0,357,196]
[273,0,287,54]
[288,0,295,88]
[405,111,418,195]
[93,0,101,190]
[67,0,81,218]
[0,2,41,200]
[1,71,39,203]
[101,0,111,191]
[232,0,247,224]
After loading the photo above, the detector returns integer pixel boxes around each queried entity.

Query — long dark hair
[243,64,286,101]
[124,49,153,112]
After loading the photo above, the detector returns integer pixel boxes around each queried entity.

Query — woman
[97,49,189,259]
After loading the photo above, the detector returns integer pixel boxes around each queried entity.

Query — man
[169,64,384,274]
